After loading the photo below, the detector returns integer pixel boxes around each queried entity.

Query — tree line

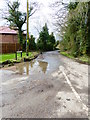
[59,2,90,57]
[23,23,57,51]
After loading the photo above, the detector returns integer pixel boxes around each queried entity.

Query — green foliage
[29,35,36,50]
[54,40,60,49]
[49,32,56,44]
[60,2,90,57]
[60,51,90,64]
[37,23,49,51]
[87,2,90,55]
[37,23,56,51]
[68,2,79,10]
[37,39,44,51]
[23,35,36,51]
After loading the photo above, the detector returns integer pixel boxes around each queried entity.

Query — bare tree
[49,0,68,35]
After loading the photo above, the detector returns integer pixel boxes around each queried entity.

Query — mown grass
[60,51,90,64]
[60,52,74,59]
[0,52,36,63]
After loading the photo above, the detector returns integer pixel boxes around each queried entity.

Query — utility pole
[26,0,29,56]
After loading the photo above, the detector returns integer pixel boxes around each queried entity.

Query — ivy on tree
[60,2,90,57]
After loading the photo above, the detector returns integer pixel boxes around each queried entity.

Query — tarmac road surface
[0,51,89,118]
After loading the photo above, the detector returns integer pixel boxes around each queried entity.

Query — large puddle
[15,51,64,75]
[1,51,64,90]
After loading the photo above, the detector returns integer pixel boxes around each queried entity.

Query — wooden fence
[0,43,21,54]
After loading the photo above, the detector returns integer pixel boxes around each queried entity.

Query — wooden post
[26,0,29,56]
[16,52,17,60]
[21,51,22,58]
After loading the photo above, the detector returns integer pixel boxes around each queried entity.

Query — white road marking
[59,66,88,116]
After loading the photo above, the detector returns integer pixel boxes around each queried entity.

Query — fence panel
[0,43,21,54]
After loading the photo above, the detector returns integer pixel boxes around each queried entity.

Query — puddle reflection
[38,61,48,74]
[3,51,64,76]
[16,60,48,75]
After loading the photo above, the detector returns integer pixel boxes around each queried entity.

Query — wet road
[0,51,89,118]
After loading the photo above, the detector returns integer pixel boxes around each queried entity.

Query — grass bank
[0,51,40,67]
[60,51,90,65]
[0,52,32,63]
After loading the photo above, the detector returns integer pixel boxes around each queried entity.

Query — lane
[59,66,88,116]
[0,51,88,118]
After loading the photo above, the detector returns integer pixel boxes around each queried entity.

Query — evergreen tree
[29,35,36,50]
[37,23,56,51]
[37,23,49,51]
[49,32,56,44]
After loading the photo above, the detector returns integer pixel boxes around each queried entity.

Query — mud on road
[0,51,89,118]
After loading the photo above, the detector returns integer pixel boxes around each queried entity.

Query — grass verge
[60,51,90,65]
[0,51,40,65]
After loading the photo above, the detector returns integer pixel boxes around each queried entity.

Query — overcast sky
[0,0,69,40]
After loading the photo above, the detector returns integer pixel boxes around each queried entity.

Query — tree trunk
[18,28,23,50]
